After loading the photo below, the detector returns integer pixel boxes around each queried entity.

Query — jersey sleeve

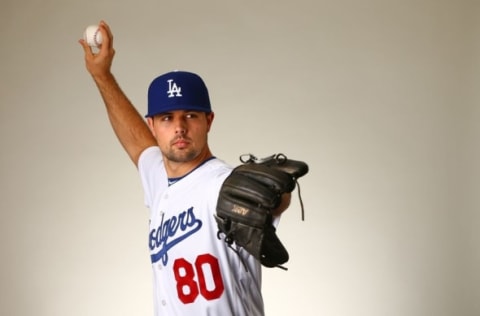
[137,146,167,209]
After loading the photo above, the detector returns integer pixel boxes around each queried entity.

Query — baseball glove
[215,153,308,269]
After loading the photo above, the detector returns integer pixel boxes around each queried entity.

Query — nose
[175,117,187,134]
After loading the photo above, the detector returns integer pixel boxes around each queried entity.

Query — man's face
[147,110,214,163]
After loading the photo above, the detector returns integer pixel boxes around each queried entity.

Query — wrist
[91,71,115,84]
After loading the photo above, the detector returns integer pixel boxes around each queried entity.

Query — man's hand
[271,193,292,217]
[79,21,115,80]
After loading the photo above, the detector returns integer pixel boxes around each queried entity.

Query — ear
[146,117,156,136]
[206,112,215,132]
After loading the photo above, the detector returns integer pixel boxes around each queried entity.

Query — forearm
[93,72,156,165]
[80,21,157,166]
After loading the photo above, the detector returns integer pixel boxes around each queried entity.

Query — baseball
[83,25,103,47]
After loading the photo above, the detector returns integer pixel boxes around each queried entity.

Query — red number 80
[173,254,225,304]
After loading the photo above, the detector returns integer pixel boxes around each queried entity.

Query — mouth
[172,137,190,148]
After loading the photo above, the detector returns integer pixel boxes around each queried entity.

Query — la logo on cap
[146,71,212,118]
[167,79,182,98]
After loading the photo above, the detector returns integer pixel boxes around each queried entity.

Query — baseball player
[79,21,293,316]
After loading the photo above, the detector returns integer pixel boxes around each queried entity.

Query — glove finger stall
[221,173,281,208]
[234,164,296,193]
[262,158,309,180]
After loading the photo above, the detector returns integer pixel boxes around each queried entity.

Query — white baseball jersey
[138,146,265,316]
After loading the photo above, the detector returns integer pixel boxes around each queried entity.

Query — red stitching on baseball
[94,29,100,46]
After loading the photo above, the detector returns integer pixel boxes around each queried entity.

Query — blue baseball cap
[146,71,212,117]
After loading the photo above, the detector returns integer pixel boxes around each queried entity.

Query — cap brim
[145,105,212,117]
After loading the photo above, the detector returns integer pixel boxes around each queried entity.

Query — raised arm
[79,21,157,166]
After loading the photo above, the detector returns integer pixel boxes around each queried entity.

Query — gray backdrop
[1,0,479,315]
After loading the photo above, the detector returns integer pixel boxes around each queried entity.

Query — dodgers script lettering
[149,206,202,265]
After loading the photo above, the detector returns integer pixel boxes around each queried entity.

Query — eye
[158,114,172,121]
[185,112,199,119]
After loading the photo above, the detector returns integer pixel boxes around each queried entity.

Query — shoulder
[138,146,162,168]
[138,146,167,185]
[186,158,232,195]
[201,158,233,179]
